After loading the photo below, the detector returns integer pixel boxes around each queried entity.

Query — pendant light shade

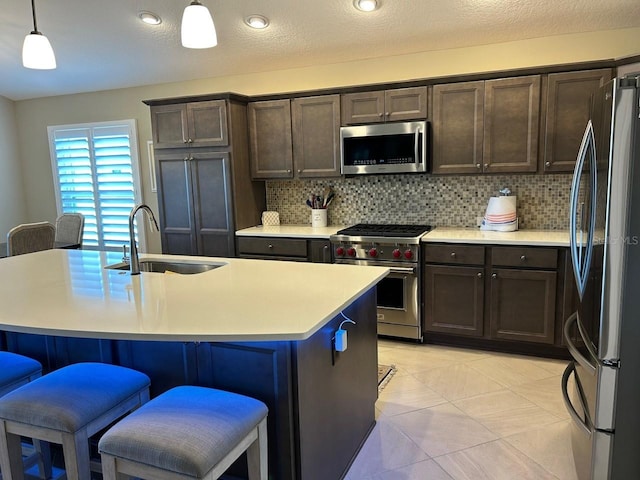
[181,1,217,49]
[22,0,56,69]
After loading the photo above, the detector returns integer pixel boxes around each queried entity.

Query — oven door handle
[388,266,416,275]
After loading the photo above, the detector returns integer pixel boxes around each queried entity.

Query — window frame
[47,119,148,252]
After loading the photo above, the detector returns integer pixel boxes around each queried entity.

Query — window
[48,119,146,251]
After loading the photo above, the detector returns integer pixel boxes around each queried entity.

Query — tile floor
[346,340,578,480]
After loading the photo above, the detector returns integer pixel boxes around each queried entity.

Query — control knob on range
[335,247,345,257]
[368,248,378,258]
[404,249,414,260]
[392,249,401,259]
[347,247,356,257]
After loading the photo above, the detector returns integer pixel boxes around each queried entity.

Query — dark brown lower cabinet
[424,265,484,336]
[489,268,557,344]
[423,243,567,356]
[156,150,235,256]
[237,236,333,263]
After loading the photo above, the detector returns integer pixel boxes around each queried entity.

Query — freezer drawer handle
[563,311,597,376]
[561,362,592,437]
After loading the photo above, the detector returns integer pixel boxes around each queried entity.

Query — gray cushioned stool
[99,386,268,480]
[0,362,150,480]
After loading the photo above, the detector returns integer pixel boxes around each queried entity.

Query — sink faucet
[128,204,159,275]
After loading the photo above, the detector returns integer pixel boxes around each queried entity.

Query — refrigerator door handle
[564,311,598,375]
[570,120,597,301]
[562,362,593,437]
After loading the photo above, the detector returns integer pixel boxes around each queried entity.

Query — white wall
[13,27,640,253]
[0,96,27,239]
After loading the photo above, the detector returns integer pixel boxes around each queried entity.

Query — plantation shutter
[48,120,144,251]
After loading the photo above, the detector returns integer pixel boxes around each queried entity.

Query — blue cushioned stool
[0,352,42,398]
[98,386,268,480]
[0,351,50,479]
[0,362,150,480]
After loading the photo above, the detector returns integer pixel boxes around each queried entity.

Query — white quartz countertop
[236,225,346,239]
[0,250,387,342]
[422,227,570,247]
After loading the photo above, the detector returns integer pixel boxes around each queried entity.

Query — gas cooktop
[335,224,432,238]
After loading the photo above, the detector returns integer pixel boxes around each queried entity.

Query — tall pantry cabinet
[144,96,266,257]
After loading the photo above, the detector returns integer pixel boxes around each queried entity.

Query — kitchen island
[0,250,388,480]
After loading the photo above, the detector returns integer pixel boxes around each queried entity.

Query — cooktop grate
[335,224,432,238]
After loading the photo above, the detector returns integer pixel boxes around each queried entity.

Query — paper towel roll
[481,196,517,232]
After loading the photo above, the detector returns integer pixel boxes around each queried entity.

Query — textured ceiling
[1,0,639,101]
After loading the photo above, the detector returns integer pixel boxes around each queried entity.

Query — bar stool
[0,352,50,478]
[0,362,150,480]
[99,386,268,480]
[0,352,42,397]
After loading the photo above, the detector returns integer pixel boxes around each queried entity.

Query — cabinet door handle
[520,255,526,261]
[287,169,291,173]
[545,161,551,167]
[385,112,390,117]
[188,138,193,143]
[484,163,489,169]
[476,163,481,169]
[297,169,301,173]
[184,157,189,161]
[477,272,483,278]
[378,112,383,118]
[491,273,497,279]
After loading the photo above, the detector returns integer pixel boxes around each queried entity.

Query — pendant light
[22,0,56,69]
[181,0,217,49]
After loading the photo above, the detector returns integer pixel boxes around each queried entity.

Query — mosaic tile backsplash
[266,174,573,230]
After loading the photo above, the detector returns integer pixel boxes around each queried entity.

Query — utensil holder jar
[311,209,327,228]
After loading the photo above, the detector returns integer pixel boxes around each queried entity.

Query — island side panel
[293,287,378,480]
[198,341,296,480]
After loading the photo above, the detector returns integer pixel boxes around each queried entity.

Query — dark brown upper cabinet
[150,100,228,149]
[484,76,540,173]
[432,81,485,174]
[341,86,428,125]
[292,95,341,178]
[432,76,541,174]
[248,99,293,179]
[541,69,613,173]
[249,96,341,179]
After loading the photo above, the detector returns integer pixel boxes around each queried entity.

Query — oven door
[376,266,421,340]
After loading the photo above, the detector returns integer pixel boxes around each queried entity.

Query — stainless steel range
[330,224,432,341]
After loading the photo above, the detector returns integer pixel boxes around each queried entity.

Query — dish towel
[481,196,518,232]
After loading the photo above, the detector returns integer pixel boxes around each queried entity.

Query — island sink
[105,259,226,275]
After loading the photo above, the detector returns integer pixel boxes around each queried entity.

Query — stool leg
[61,430,91,480]
[0,422,25,480]
[33,439,53,479]
[246,418,268,480]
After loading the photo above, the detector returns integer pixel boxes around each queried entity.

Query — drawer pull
[492,273,497,279]
[450,252,456,257]
[520,255,526,261]
[268,244,273,249]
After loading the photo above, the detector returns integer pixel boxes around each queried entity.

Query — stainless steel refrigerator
[562,74,640,479]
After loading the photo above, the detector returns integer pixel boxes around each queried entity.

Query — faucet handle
[122,244,130,263]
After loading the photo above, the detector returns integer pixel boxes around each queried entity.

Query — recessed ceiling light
[353,0,378,12]
[244,15,270,29]
[138,11,162,25]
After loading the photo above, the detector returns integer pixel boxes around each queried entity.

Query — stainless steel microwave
[340,120,428,175]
